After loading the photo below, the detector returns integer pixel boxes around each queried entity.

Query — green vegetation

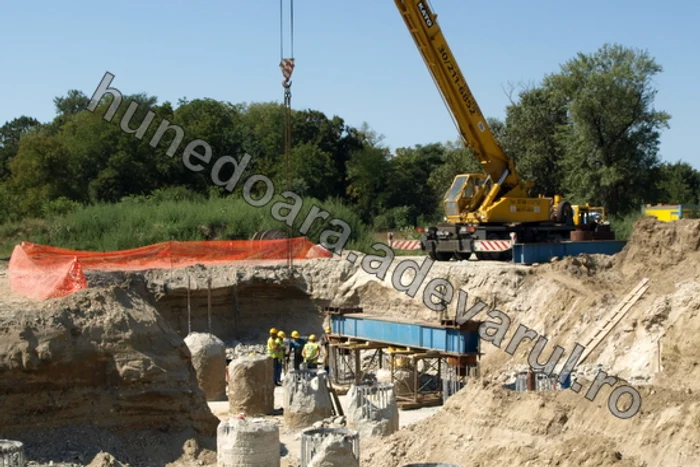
[0,187,374,256]
[0,43,696,254]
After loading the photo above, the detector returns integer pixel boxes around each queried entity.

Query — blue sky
[1,0,698,169]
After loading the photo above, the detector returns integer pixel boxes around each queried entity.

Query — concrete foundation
[283,370,333,429]
[217,417,280,467]
[185,332,227,401]
[346,382,399,438]
[301,428,359,467]
[0,440,25,467]
[227,355,275,416]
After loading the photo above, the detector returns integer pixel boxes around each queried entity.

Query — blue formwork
[512,240,627,265]
[330,314,480,356]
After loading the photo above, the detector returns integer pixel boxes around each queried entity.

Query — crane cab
[443,174,491,223]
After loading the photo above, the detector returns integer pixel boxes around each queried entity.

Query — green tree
[655,161,700,204]
[54,90,90,117]
[387,143,445,225]
[549,43,670,215]
[502,86,568,196]
[0,116,41,179]
[346,145,393,222]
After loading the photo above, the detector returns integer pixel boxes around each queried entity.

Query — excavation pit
[153,278,326,342]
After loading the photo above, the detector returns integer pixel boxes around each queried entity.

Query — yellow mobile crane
[395,1,576,261]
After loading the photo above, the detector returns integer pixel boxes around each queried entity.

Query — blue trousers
[273,359,282,384]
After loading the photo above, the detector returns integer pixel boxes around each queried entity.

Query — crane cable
[279,0,295,275]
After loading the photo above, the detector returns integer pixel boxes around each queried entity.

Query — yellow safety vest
[303,342,320,363]
[267,337,282,359]
[275,337,285,360]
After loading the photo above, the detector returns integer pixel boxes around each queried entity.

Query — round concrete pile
[217,417,280,467]
[227,354,274,416]
[346,382,399,438]
[283,370,333,429]
[301,427,359,467]
[0,440,25,467]
[184,332,227,401]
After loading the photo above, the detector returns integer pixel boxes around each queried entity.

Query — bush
[610,211,643,241]
[41,196,82,218]
[7,194,375,254]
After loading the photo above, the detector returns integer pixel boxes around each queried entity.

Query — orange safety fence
[9,238,332,301]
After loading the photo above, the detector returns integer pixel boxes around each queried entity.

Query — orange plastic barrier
[9,238,332,301]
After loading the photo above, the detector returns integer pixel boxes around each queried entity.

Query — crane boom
[393,0,521,191]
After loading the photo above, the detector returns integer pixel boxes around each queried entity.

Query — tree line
[0,43,697,231]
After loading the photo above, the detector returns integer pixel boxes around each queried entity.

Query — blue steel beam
[512,240,627,265]
[330,314,480,356]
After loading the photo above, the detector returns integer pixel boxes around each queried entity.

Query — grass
[609,211,644,241]
[0,191,648,259]
[0,194,376,257]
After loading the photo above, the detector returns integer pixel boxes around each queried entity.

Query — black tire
[556,201,574,226]
[429,251,453,261]
[454,252,471,261]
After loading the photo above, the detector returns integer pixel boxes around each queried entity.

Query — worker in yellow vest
[302,334,320,369]
[267,328,284,385]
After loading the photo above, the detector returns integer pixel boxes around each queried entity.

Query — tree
[655,161,700,204]
[0,116,41,179]
[386,143,445,225]
[54,90,90,117]
[501,86,569,196]
[548,43,670,215]
[346,145,393,222]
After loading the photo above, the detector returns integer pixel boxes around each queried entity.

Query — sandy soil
[4,217,700,467]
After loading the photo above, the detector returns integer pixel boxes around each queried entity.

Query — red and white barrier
[473,240,512,252]
[392,240,421,250]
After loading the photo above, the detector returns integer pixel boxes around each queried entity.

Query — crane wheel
[556,201,574,226]
[429,251,453,261]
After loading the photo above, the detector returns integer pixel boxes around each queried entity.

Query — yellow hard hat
[309,334,316,341]
[325,326,331,334]
[277,331,286,338]
[291,330,300,338]
[270,328,278,335]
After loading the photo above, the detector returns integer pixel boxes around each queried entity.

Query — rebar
[300,427,359,467]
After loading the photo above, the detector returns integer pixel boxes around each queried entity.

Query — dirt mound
[613,217,700,278]
[0,276,218,465]
[361,380,700,467]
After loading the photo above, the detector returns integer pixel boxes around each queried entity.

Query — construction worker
[302,334,321,369]
[267,328,283,386]
[288,330,306,371]
[276,331,286,383]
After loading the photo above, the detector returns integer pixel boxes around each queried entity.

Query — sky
[1,0,699,169]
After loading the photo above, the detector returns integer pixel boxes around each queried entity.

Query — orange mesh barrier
[9,238,332,301]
